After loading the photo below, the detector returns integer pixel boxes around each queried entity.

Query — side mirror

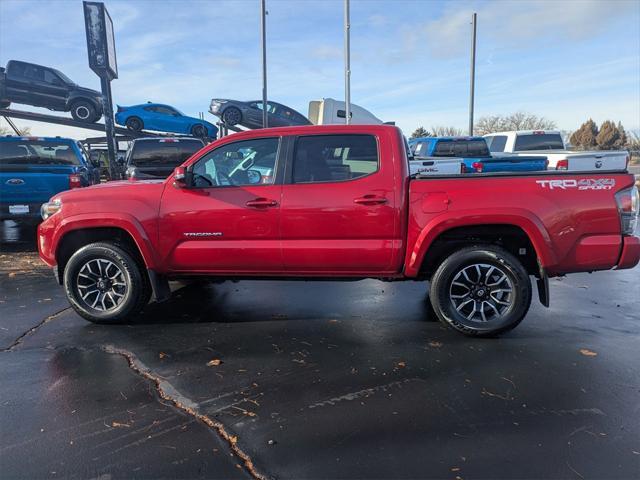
[246,169,262,185]
[173,166,191,188]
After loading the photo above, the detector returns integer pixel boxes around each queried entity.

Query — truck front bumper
[616,235,640,270]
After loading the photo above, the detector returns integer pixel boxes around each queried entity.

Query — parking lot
[1,220,638,479]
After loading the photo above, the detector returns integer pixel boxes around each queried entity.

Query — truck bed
[408,170,636,276]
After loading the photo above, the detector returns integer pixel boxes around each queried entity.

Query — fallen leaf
[429,341,443,348]
[159,352,167,359]
[207,359,222,366]
[396,361,406,368]
[229,435,238,444]
[8,272,16,278]
[579,349,598,357]
[111,421,131,428]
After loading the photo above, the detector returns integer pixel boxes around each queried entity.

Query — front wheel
[63,242,151,324]
[222,107,242,126]
[429,246,532,337]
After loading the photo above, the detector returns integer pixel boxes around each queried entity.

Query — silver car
[209,99,311,129]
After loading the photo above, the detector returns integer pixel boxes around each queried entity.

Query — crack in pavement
[102,345,270,480]
[1,307,71,352]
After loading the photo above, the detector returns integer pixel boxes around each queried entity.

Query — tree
[569,119,598,150]
[615,122,627,149]
[0,124,30,136]
[430,125,464,137]
[596,120,623,150]
[474,112,556,135]
[410,126,430,139]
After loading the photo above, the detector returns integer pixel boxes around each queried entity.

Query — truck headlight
[41,199,62,220]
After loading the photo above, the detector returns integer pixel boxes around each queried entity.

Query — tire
[125,116,143,132]
[0,100,10,109]
[191,124,208,138]
[429,245,532,337]
[63,242,151,324]
[70,100,99,123]
[222,107,242,126]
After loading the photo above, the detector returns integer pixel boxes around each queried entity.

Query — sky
[0,0,639,139]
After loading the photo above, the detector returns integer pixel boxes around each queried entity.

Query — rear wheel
[125,116,143,132]
[70,100,99,123]
[429,245,532,337]
[63,242,151,324]
[191,124,207,138]
[0,100,10,109]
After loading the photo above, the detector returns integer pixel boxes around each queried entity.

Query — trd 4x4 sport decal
[536,178,616,191]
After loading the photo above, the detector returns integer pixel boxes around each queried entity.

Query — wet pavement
[1,220,639,479]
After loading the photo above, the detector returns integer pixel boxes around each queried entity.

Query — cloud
[310,45,343,61]
[414,0,639,59]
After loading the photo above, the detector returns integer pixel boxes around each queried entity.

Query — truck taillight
[615,186,639,235]
[472,161,484,173]
[556,159,568,170]
[69,174,82,189]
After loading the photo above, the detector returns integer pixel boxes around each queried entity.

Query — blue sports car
[115,103,218,138]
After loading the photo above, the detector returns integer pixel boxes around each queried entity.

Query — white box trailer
[308,98,384,125]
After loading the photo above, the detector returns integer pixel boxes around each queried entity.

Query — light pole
[468,12,477,136]
[261,0,268,128]
[344,0,351,125]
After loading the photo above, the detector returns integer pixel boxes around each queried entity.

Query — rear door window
[292,134,378,183]
[514,134,563,151]
[486,135,507,152]
[130,140,204,167]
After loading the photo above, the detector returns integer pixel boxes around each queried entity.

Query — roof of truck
[219,123,402,140]
[0,135,76,142]
[484,130,562,136]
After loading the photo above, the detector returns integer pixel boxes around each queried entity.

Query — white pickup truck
[484,130,629,172]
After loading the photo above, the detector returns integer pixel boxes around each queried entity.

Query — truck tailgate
[0,166,73,206]
[482,155,547,172]
[565,151,629,172]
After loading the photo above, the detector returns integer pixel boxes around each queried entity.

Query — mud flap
[537,266,550,307]
[147,269,171,303]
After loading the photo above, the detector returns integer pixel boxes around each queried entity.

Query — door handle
[354,195,387,205]
[246,198,278,208]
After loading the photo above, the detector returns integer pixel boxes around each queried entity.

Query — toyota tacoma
[37,125,640,336]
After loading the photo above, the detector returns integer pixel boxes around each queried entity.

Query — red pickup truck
[37,125,639,336]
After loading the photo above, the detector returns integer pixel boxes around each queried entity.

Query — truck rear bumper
[616,235,640,270]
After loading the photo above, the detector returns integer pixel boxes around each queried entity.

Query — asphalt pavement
[1,220,639,479]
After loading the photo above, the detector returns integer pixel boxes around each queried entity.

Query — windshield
[0,140,81,165]
[433,139,490,157]
[514,134,564,151]
[130,139,203,167]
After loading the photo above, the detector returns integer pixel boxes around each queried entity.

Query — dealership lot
[1,222,638,479]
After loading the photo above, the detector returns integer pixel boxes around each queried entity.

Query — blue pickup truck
[408,136,547,173]
[0,136,97,224]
